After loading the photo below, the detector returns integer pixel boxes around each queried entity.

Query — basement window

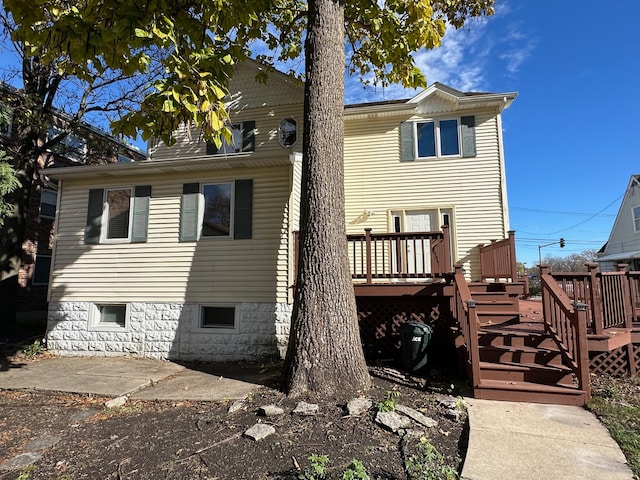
[90,303,128,330]
[199,305,237,331]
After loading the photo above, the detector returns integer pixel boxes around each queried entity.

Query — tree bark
[284,0,370,397]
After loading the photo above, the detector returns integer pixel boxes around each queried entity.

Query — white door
[404,211,434,274]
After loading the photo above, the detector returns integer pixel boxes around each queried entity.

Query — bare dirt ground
[0,360,470,480]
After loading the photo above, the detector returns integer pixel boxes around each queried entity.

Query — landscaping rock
[104,396,127,409]
[293,401,319,416]
[25,436,61,451]
[258,405,285,416]
[347,397,372,416]
[228,399,246,414]
[0,452,41,471]
[244,423,276,441]
[396,404,437,428]
[375,411,412,433]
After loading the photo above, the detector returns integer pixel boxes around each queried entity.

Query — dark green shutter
[242,121,256,152]
[180,183,200,241]
[206,141,219,155]
[234,179,253,239]
[131,185,151,243]
[461,115,476,157]
[85,188,104,244]
[400,122,415,161]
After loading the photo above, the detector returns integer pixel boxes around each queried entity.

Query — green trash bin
[399,322,433,372]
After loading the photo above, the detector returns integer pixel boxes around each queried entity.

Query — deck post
[573,302,591,402]
[616,264,633,330]
[586,262,603,335]
[508,230,517,283]
[466,299,482,388]
[364,228,372,284]
[442,224,452,275]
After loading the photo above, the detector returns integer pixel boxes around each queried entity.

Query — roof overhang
[596,251,640,262]
[45,153,297,180]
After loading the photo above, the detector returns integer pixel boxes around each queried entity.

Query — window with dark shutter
[180,183,200,241]
[205,121,255,155]
[234,179,253,239]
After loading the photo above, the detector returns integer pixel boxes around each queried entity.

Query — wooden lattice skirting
[590,344,640,376]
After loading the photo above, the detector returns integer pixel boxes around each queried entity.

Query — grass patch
[587,376,640,477]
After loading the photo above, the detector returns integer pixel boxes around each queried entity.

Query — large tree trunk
[284,0,370,397]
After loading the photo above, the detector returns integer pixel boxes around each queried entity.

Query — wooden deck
[297,229,640,406]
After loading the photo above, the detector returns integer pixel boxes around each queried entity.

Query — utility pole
[538,238,565,266]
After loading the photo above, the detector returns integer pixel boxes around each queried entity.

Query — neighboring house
[0,84,145,322]
[597,174,640,271]
[44,62,516,361]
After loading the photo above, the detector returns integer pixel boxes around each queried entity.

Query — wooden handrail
[453,268,481,388]
[540,273,590,401]
[479,230,518,282]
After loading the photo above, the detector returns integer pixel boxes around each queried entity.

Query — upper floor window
[39,188,58,220]
[206,121,256,155]
[633,205,640,232]
[47,127,87,163]
[401,115,476,161]
[279,118,297,147]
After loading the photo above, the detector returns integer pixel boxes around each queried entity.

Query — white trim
[496,113,510,236]
[196,304,239,334]
[89,303,130,332]
[632,204,640,233]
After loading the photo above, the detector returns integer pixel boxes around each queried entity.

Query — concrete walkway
[0,356,280,401]
[0,357,635,479]
[461,398,634,480]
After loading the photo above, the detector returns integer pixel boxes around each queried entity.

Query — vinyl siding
[601,176,640,257]
[343,108,507,279]
[50,166,293,304]
[148,66,304,162]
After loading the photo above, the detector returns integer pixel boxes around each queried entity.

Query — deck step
[479,344,563,365]
[479,360,573,384]
[474,379,587,406]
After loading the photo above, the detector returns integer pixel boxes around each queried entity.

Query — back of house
[45,63,517,361]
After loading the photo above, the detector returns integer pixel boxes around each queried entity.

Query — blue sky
[344,1,640,267]
[2,1,638,267]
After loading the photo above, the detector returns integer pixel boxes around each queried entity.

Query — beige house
[44,63,516,361]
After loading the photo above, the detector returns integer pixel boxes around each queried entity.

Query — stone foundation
[46,301,292,362]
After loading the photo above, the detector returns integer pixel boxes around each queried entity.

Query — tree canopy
[5,0,494,146]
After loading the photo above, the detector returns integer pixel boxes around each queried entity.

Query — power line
[511,206,615,217]
[515,194,623,236]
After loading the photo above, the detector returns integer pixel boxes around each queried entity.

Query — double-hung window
[39,188,58,220]
[206,121,256,155]
[180,180,253,241]
[85,186,151,244]
[633,205,640,232]
[47,127,88,163]
[401,116,476,161]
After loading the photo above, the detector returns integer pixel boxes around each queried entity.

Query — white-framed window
[202,182,233,237]
[198,304,238,332]
[279,117,297,147]
[32,254,52,285]
[416,119,460,158]
[39,188,58,220]
[633,205,640,232]
[47,127,88,163]
[104,187,133,241]
[90,303,129,331]
[401,115,475,161]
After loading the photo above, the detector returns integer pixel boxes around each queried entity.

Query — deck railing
[479,230,518,283]
[546,263,633,334]
[540,272,590,400]
[346,226,452,283]
[453,266,481,388]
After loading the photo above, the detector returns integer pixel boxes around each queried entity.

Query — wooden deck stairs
[453,280,590,406]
